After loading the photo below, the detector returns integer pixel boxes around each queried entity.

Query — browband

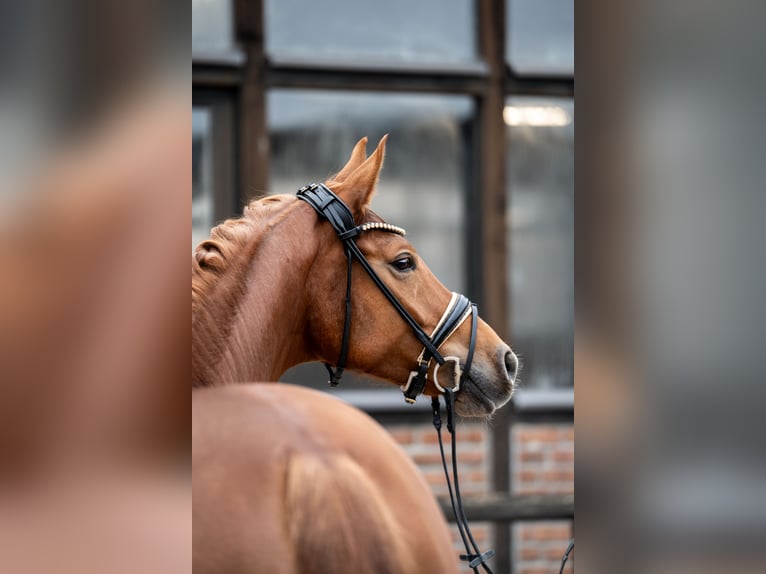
[297,183,405,240]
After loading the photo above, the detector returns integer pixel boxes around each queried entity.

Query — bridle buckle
[433,356,463,393]
[403,359,430,404]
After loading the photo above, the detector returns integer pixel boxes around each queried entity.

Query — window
[268,89,473,292]
[191,94,236,247]
[192,0,236,56]
[265,0,478,65]
[192,107,214,249]
[507,0,574,75]
[506,97,574,388]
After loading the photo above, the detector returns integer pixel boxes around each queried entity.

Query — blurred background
[576,1,766,573]
[193,1,574,572]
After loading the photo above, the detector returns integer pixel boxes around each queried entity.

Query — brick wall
[383,420,574,573]
[512,424,574,574]
[388,422,490,498]
[513,521,573,574]
[387,422,493,564]
[512,424,574,495]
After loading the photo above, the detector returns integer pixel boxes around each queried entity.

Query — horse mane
[192,195,288,283]
[191,195,295,386]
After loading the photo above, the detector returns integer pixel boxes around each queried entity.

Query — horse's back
[193,384,458,574]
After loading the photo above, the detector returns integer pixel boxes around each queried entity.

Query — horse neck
[193,199,317,385]
[233,239,318,381]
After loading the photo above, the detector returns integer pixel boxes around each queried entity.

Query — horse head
[302,137,517,416]
[192,136,517,416]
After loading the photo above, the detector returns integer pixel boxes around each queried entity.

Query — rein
[297,183,496,573]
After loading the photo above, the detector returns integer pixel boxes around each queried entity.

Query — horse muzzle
[453,345,517,417]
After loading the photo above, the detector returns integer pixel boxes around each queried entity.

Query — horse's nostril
[504,351,518,380]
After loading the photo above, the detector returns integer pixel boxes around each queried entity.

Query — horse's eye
[391,256,415,272]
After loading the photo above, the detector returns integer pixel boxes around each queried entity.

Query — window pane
[506,97,574,388]
[193,0,235,54]
[265,0,477,64]
[193,107,214,249]
[268,89,474,390]
[507,0,574,75]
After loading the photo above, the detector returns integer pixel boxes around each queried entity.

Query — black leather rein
[297,183,495,573]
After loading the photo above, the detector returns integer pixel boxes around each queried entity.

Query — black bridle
[297,183,495,573]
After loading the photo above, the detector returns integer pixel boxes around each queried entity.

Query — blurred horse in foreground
[0,89,190,574]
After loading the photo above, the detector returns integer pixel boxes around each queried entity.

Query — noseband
[297,183,478,402]
[297,183,495,573]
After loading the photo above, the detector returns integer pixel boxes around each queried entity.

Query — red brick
[518,470,540,483]
[519,548,541,561]
[459,429,485,442]
[520,450,544,462]
[546,546,573,560]
[517,426,559,442]
[421,431,441,444]
[525,524,571,540]
[519,526,535,541]
[424,472,446,486]
[457,451,485,465]
[388,429,413,444]
[465,470,486,483]
[412,452,445,465]
[520,444,549,456]
[553,450,574,462]
[467,527,488,540]
[542,469,574,482]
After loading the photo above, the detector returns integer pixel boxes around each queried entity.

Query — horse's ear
[336,135,387,219]
[327,137,368,184]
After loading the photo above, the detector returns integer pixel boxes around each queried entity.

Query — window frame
[192,2,574,571]
[192,89,238,223]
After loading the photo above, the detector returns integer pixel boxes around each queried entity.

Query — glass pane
[268,89,474,390]
[506,97,574,388]
[193,107,214,249]
[265,0,477,64]
[507,0,574,75]
[193,0,235,54]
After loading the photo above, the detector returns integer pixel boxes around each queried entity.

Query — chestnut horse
[192,137,517,573]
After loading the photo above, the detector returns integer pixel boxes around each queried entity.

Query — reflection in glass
[268,89,474,390]
[265,0,477,64]
[193,108,214,249]
[507,0,574,75]
[193,0,235,54]
[506,97,574,388]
